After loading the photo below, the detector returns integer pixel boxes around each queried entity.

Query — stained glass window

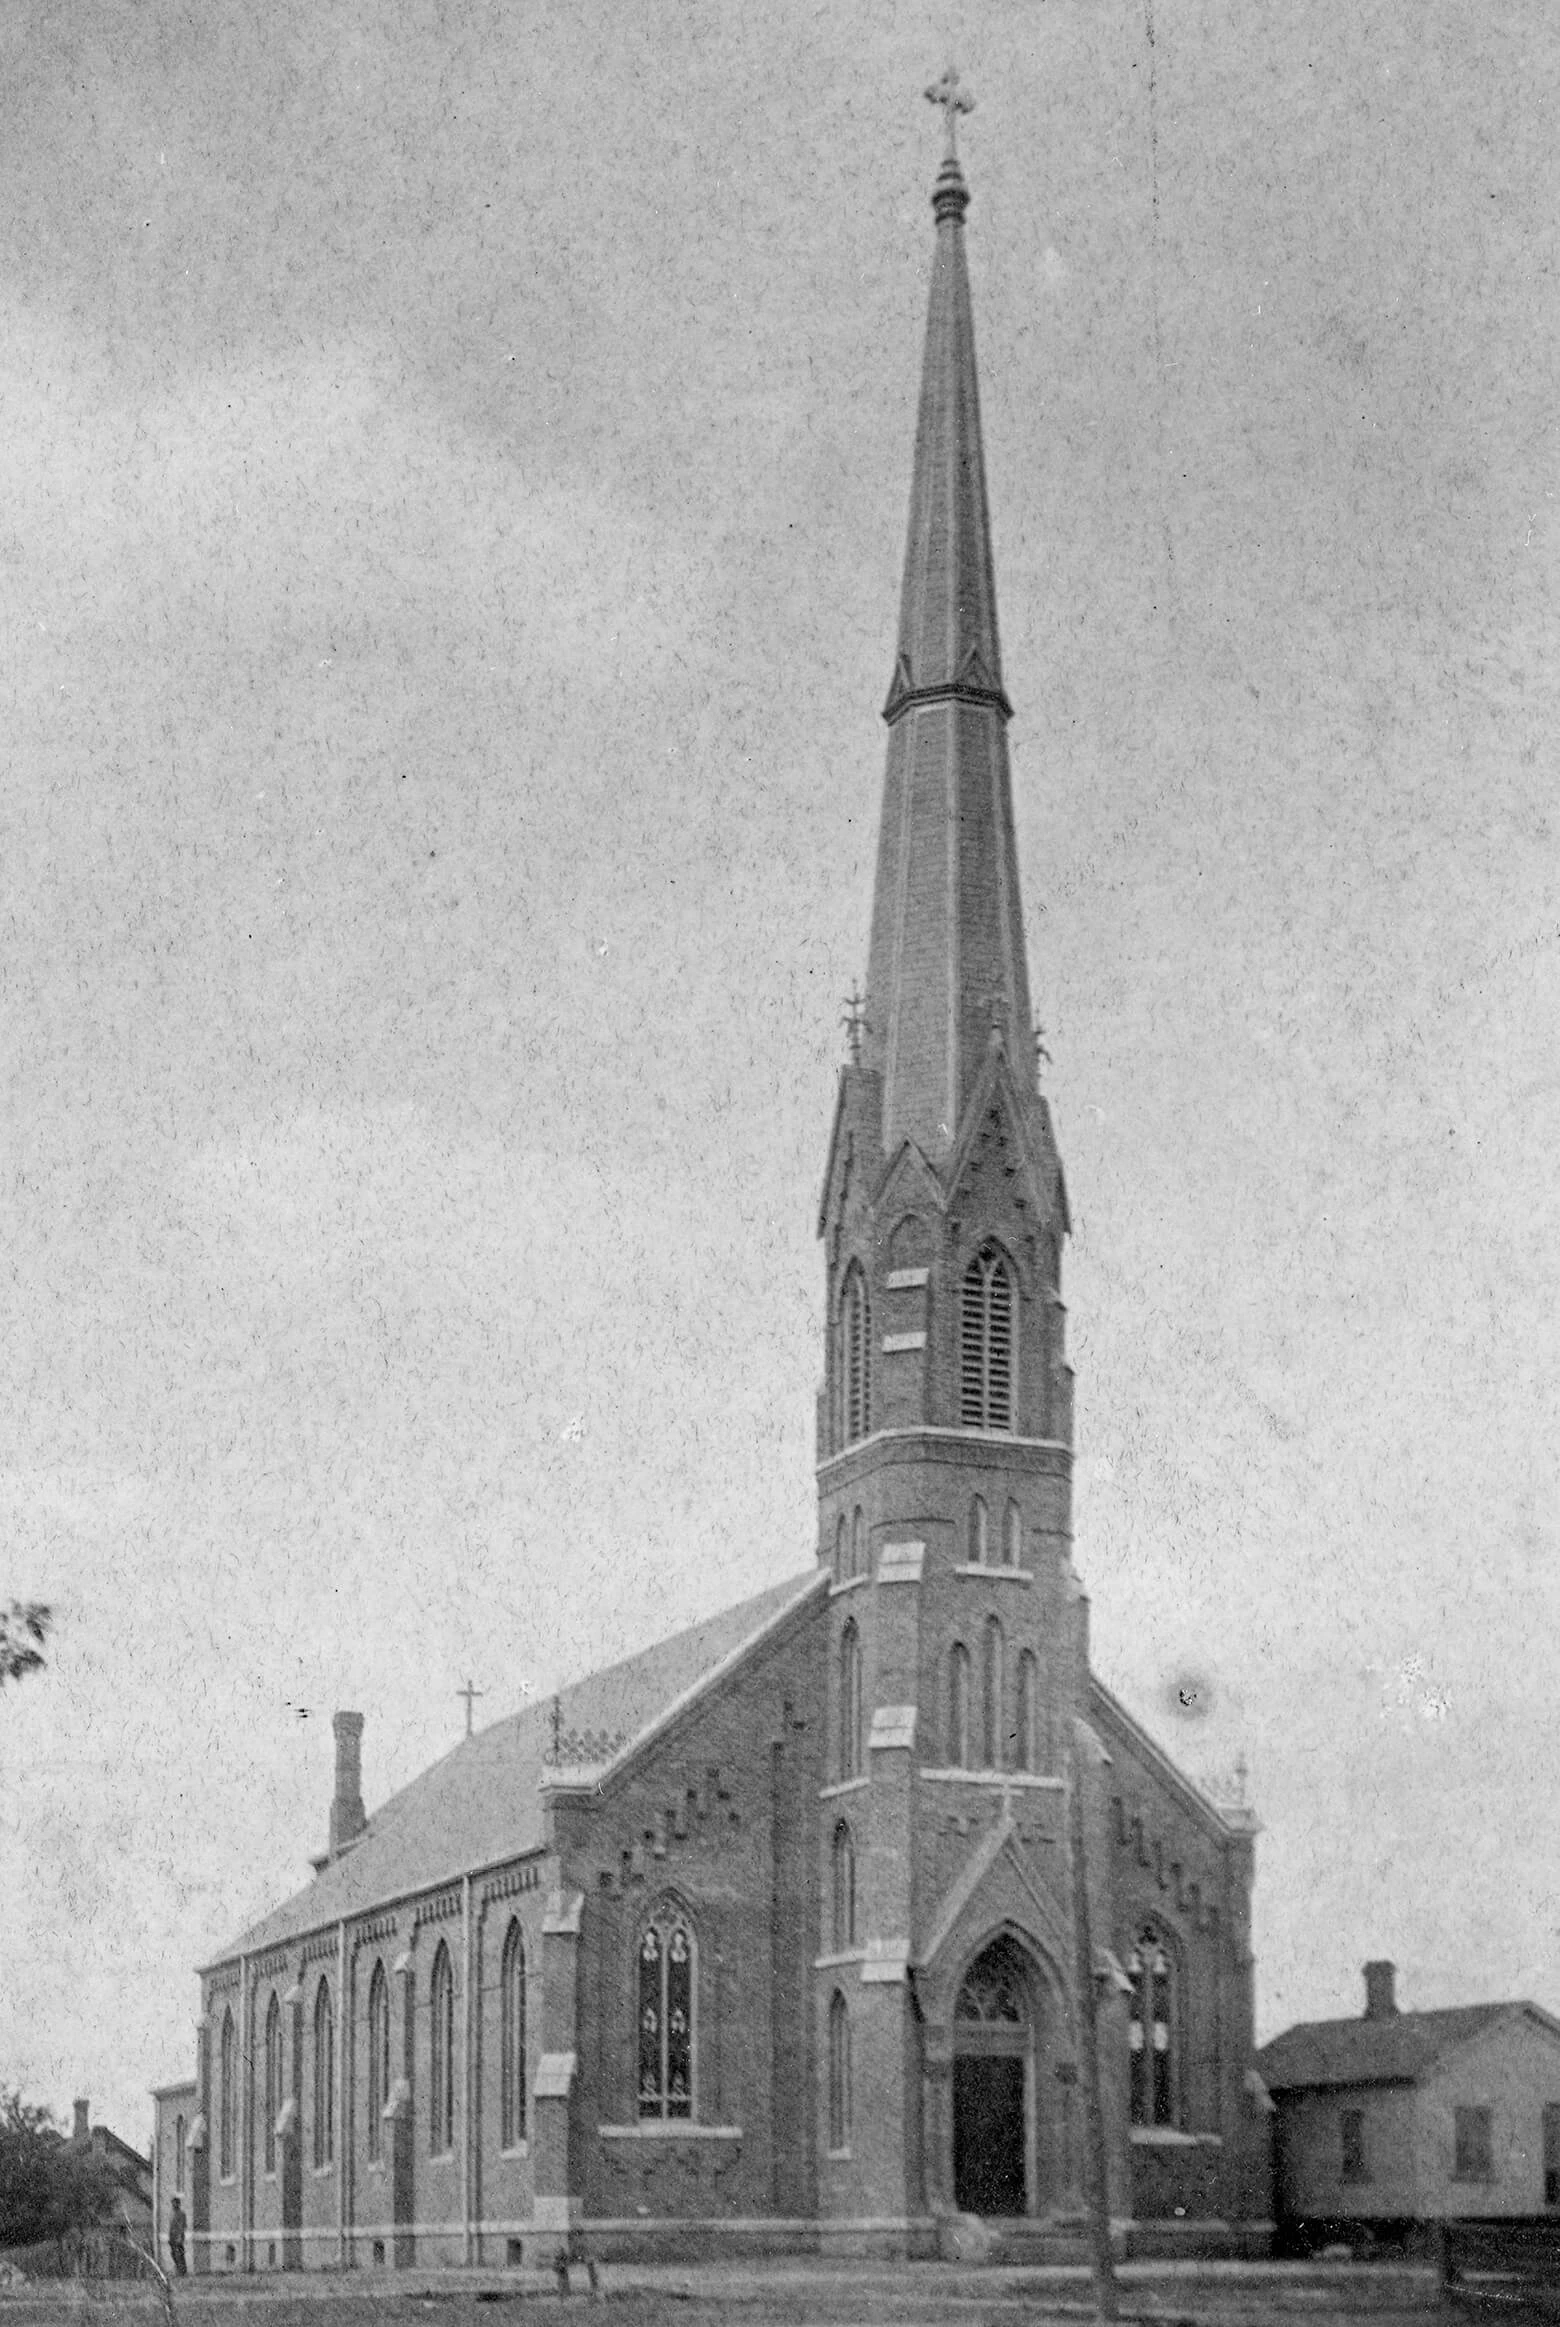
[501,1921,527,2150]
[1128,1929,1176,2127]
[638,1912,695,2121]
[430,1943,454,2156]
[367,1963,389,2163]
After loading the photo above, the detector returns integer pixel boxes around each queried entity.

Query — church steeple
[861,102,1036,1167]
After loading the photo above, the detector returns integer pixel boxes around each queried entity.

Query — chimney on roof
[1363,1960,1398,2020]
[72,2098,89,2146]
[329,1711,366,1856]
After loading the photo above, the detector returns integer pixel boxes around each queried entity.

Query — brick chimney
[329,1712,366,1856]
[72,2098,89,2145]
[1363,1960,1398,2020]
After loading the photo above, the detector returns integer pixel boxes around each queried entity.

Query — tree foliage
[0,2093,117,2248]
[0,1603,51,1691]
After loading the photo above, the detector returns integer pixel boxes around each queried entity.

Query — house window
[831,1822,857,1952]
[1454,2106,1493,2182]
[430,1941,455,2156]
[313,1980,335,2169]
[841,1265,871,1444]
[501,1921,527,2151]
[263,1993,282,2176]
[948,1642,970,1767]
[174,2115,185,2196]
[981,1617,1003,1769]
[219,2009,236,2182]
[968,1496,988,1565]
[367,1962,389,2163]
[1002,1499,1022,1567]
[1543,2105,1560,2207]
[637,1910,695,2120]
[1014,1650,1038,1772]
[828,1991,852,2153]
[1341,2107,1368,2184]
[839,1620,863,1779]
[960,1243,1014,1431]
[1127,1929,1176,2127]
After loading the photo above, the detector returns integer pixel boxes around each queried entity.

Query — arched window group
[839,1619,864,1780]
[312,1980,334,2169]
[947,1623,1027,1771]
[219,2009,236,2182]
[961,1243,1015,1431]
[1128,1927,1178,2127]
[831,1821,857,1952]
[840,1265,872,1445]
[501,1920,527,2150]
[430,1942,454,2156]
[263,1992,282,2175]
[366,1962,390,2164]
[638,1908,694,2120]
[828,1990,852,2152]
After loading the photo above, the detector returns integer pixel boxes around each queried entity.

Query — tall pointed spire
[862,97,1035,1165]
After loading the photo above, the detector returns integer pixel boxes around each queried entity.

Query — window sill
[815,1949,867,1971]
[499,2141,530,2160]
[1129,2128,1222,2149]
[953,1564,1032,1583]
[598,2123,742,2141]
[819,1776,870,1800]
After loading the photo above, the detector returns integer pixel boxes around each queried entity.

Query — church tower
[815,91,1097,2230]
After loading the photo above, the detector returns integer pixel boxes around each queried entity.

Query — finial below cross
[842,988,868,1065]
[925,64,975,158]
[457,1677,485,1737]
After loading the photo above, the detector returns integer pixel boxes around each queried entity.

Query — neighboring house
[151,124,1271,2272]
[72,2100,154,2238]
[1259,1963,1560,2245]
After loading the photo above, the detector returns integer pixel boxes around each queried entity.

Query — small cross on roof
[925,65,974,158]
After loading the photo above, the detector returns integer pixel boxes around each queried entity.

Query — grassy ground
[0,2258,1448,2327]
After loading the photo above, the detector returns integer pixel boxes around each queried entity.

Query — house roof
[1257,2004,1543,2092]
[211,1568,825,1968]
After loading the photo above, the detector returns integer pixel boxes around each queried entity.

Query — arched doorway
[952,1933,1036,2218]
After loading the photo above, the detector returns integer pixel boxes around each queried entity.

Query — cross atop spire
[924,65,974,159]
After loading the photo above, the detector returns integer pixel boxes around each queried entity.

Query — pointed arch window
[1014,1650,1039,1773]
[219,2008,236,2183]
[366,1962,389,2164]
[263,1992,282,2175]
[841,1264,872,1445]
[828,1991,852,2153]
[851,1507,866,1580]
[947,1641,971,1768]
[312,1980,335,2169]
[174,2115,186,2196]
[982,1616,1004,1769]
[833,1514,847,1583]
[501,1920,527,2151]
[429,1941,454,2156]
[1003,1500,1022,1567]
[968,1496,988,1565]
[839,1619,864,1779]
[961,1244,1015,1431]
[1128,1927,1178,2128]
[831,1821,857,1952]
[637,1907,695,2120]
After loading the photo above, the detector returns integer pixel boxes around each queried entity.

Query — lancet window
[367,1962,389,2164]
[1003,1499,1022,1567]
[1128,1927,1177,2127]
[430,1941,454,2156]
[841,1265,872,1445]
[839,1620,864,1779]
[1014,1649,1039,1772]
[312,1980,335,2168]
[637,1908,695,2120]
[828,1991,852,2152]
[981,1616,1004,1769]
[831,1820,857,1952]
[960,1243,1015,1431]
[968,1496,988,1565]
[947,1641,971,1768]
[263,1992,281,2175]
[501,1920,527,2150]
[219,2008,236,2182]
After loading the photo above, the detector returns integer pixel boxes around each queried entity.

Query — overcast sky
[3,0,1557,2143]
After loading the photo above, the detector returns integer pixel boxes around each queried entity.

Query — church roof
[1256,2003,1551,2092]
[211,1569,823,1967]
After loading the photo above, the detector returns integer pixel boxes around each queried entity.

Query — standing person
[166,2195,187,2277]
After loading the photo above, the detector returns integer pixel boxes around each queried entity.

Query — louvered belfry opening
[960,1243,1014,1430]
[842,1264,872,1443]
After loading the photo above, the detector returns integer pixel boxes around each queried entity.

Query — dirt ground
[0,2258,1449,2327]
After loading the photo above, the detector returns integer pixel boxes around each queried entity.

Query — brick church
[153,109,1271,2272]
